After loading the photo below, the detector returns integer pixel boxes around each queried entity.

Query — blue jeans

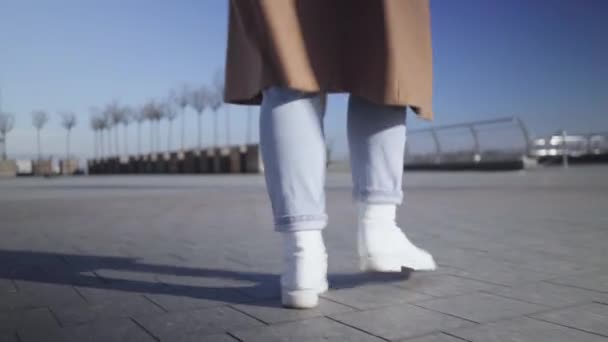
[260,87,406,232]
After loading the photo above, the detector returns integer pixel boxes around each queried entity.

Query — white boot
[281,230,329,309]
[358,203,436,272]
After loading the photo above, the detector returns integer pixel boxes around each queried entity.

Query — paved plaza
[1,166,607,341]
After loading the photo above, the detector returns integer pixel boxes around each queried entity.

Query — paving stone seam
[70,285,91,304]
[324,315,391,342]
[437,331,475,342]
[317,294,363,311]
[46,306,67,328]
[476,287,598,307]
[226,331,245,342]
[226,304,271,326]
[406,302,481,325]
[526,315,608,339]
[129,316,161,342]
[544,279,608,294]
[141,294,170,313]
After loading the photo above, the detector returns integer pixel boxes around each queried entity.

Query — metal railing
[405,117,530,167]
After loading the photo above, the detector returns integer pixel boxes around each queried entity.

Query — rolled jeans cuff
[274,214,328,232]
[353,189,403,205]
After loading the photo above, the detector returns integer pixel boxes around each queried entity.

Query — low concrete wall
[33,160,53,176]
[87,144,266,175]
[0,160,17,177]
[245,144,264,173]
[59,159,79,175]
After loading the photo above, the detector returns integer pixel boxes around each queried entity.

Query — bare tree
[163,101,179,151]
[212,69,227,147]
[60,112,77,164]
[101,107,113,157]
[143,101,163,153]
[190,86,209,150]
[89,113,101,159]
[0,112,15,160]
[31,110,49,160]
[132,107,146,155]
[174,85,190,151]
[121,106,132,157]
[108,102,124,157]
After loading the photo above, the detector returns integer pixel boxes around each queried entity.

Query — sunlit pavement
[1,166,607,341]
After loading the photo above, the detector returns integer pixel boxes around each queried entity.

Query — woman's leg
[347,95,436,272]
[347,96,406,204]
[260,86,328,308]
[260,87,327,232]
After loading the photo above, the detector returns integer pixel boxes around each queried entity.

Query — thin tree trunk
[66,130,71,161]
[2,134,7,160]
[149,121,154,154]
[197,112,202,151]
[115,125,119,157]
[213,111,218,148]
[100,131,104,159]
[124,124,129,157]
[181,107,185,151]
[107,129,112,157]
[168,120,173,152]
[137,123,141,156]
[37,129,41,160]
[156,120,161,153]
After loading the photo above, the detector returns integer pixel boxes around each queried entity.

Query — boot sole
[281,282,329,309]
[360,255,436,272]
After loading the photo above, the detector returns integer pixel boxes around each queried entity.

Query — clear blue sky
[1,0,606,160]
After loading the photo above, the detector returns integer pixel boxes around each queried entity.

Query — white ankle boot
[281,231,329,309]
[358,203,436,272]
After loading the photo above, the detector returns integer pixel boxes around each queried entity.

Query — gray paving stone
[549,273,608,293]
[321,284,431,310]
[10,308,62,342]
[145,287,253,312]
[231,298,353,324]
[437,260,556,286]
[486,281,602,307]
[0,279,17,293]
[75,284,154,303]
[14,280,87,308]
[134,306,263,340]
[398,273,500,297]
[329,304,474,340]
[2,170,608,340]
[449,316,607,342]
[416,292,547,323]
[160,332,239,342]
[0,332,18,342]
[230,317,384,342]
[59,318,156,342]
[400,333,471,342]
[532,302,608,337]
[0,292,41,311]
[0,307,58,333]
[52,295,164,326]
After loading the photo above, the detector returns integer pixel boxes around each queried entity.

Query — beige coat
[224,0,434,120]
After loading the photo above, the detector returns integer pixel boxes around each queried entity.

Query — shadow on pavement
[0,250,411,308]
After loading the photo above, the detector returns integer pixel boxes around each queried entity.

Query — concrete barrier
[33,160,53,176]
[0,160,17,177]
[59,159,79,175]
[228,146,244,174]
[183,151,197,173]
[154,153,167,174]
[245,144,264,173]
[168,152,180,174]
